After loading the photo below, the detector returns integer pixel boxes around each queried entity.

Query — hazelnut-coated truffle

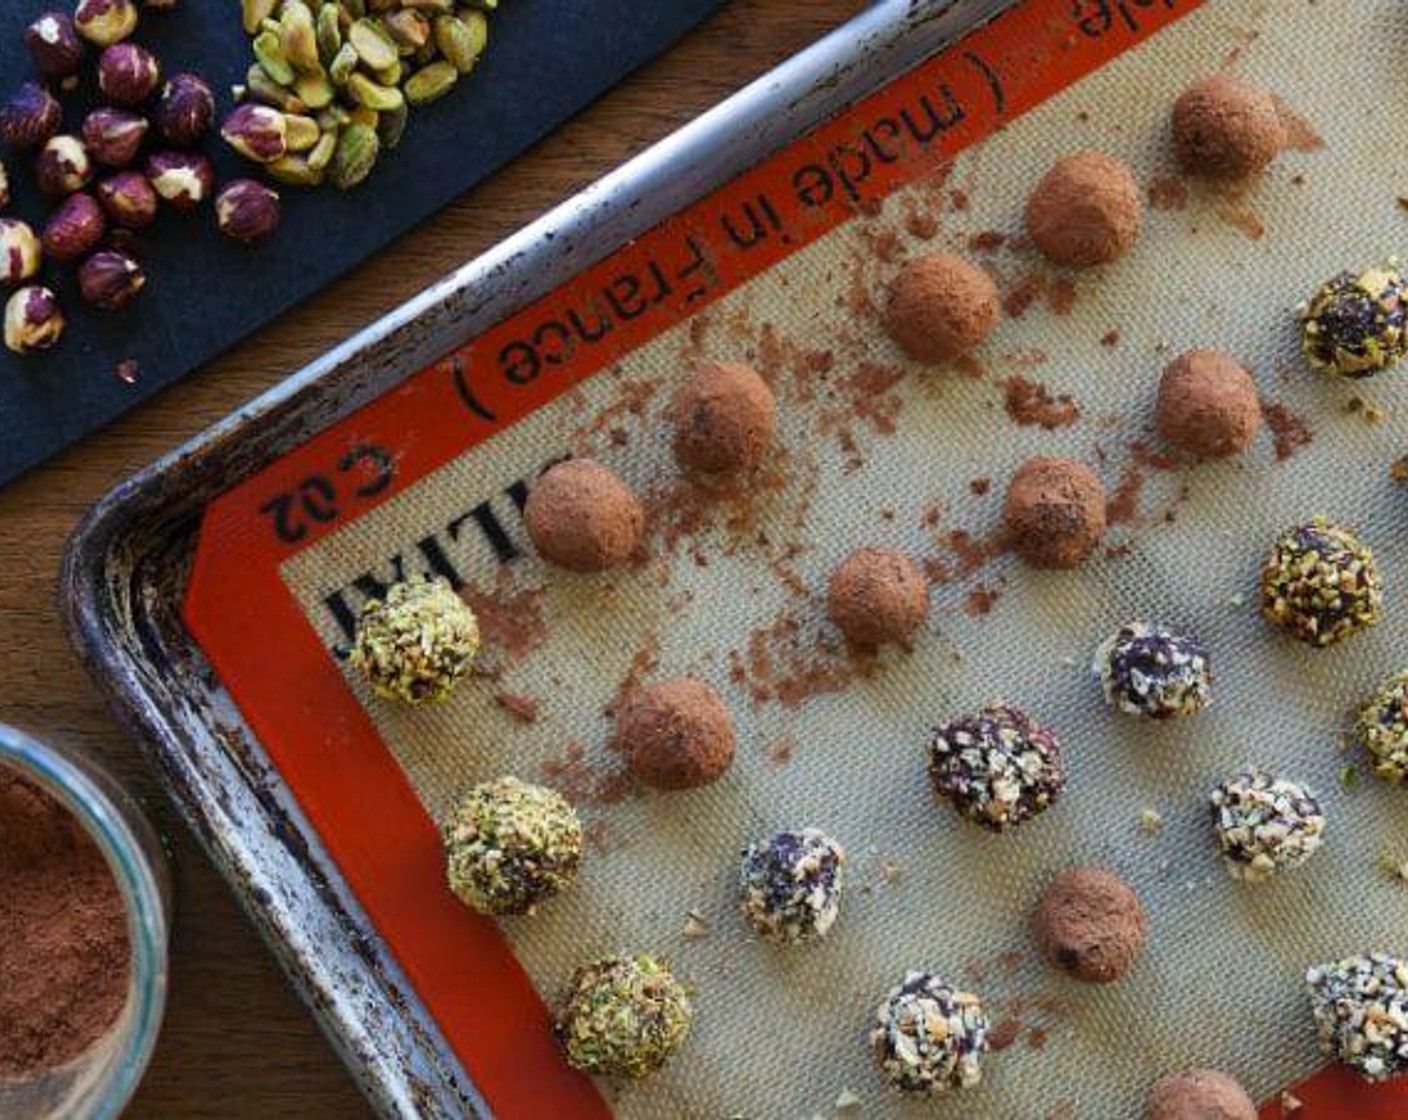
[1307,954,1408,1082]
[349,576,480,705]
[1146,1069,1257,1120]
[1095,622,1211,720]
[884,253,999,364]
[1210,766,1324,882]
[671,361,776,475]
[739,828,845,944]
[1025,151,1143,268]
[1155,350,1261,459]
[554,954,692,1079]
[1172,74,1286,181]
[827,547,928,648]
[1034,867,1147,984]
[1003,457,1107,570]
[524,458,645,573]
[871,972,989,1095]
[929,703,1066,831]
[1259,520,1381,647]
[617,677,736,791]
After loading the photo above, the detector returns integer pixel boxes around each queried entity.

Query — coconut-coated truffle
[554,954,692,1079]
[1146,1069,1258,1120]
[1307,954,1408,1083]
[929,703,1066,831]
[827,547,929,648]
[883,253,999,365]
[1210,766,1324,882]
[671,361,777,475]
[1155,349,1261,460]
[1355,670,1408,784]
[443,777,583,916]
[1025,150,1142,268]
[738,828,845,944]
[1094,621,1212,720]
[1034,867,1147,984]
[871,971,989,1095]
[1172,73,1286,181]
[617,677,736,791]
[1003,457,1107,570]
[1299,265,1407,379]
[1259,520,1382,647]
[524,458,644,572]
[349,576,480,705]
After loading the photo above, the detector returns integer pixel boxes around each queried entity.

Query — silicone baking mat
[183,1,1408,1115]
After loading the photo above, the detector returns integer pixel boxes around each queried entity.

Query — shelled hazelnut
[34,135,94,198]
[155,73,214,146]
[78,249,144,310]
[42,192,106,262]
[0,160,9,210]
[215,179,280,243]
[98,42,161,106]
[220,104,288,164]
[74,0,139,48]
[145,150,212,209]
[4,286,64,354]
[82,108,148,168]
[0,219,42,285]
[96,172,157,229]
[0,83,63,152]
[24,12,85,85]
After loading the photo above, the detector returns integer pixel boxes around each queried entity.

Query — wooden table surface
[0,2,861,1115]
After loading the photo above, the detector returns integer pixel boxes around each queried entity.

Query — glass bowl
[0,722,171,1120]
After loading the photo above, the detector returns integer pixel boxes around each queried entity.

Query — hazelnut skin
[3,286,65,355]
[96,173,158,230]
[215,179,281,243]
[74,0,139,47]
[0,83,63,152]
[82,108,149,169]
[42,193,107,263]
[220,104,289,164]
[145,150,213,210]
[24,13,85,83]
[98,42,161,106]
[155,73,215,146]
[0,219,43,285]
[78,250,145,311]
[34,135,94,199]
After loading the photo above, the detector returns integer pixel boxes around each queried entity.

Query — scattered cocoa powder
[1048,278,1077,316]
[1148,175,1189,212]
[1002,272,1047,319]
[1100,329,1121,347]
[1106,464,1145,526]
[1262,400,1314,460]
[1002,376,1080,430]
[969,477,991,496]
[964,584,1004,617]
[968,230,1007,252]
[461,577,548,667]
[1271,96,1325,153]
[988,1018,1022,1052]
[495,692,540,723]
[540,744,633,806]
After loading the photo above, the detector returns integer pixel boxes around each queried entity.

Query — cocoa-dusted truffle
[1307,954,1408,1082]
[617,677,736,791]
[738,828,845,944]
[671,361,776,475]
[827,547,929,648]
[1259,520,1382,647]
[349,576,480,706]
[883,253,999,365]
[1355,670,1408,784]
[1172,74,1286,180]
[1025,150,1142,268]
[1146,1069,1257,1120]
[554,954,692,1079]
[524,458,644,573]
[1299,265,1407,379]
[871,971,989,1095]
[929,703,1066,831]
[1155,350,1261,460]
[1034,867,1146,984]
[1094,622,1212,720]
[1003,457,1107,570]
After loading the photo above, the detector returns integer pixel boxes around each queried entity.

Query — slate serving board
[0,0,725,487]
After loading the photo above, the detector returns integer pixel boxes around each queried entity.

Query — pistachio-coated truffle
[524,458,645,572]
[1172,74,1286,181]
[1259,520,1382,647]
[827,547,929,648]
[1307,954,1408,1082]
[1034,867,1147,984]
[1299,266,1407,379]
[617,677,736,791]
[1003,457,1107,570]
[929,703,1066,831]
[1094,622,1211,720]
[871,971,989,1094]
[1210,766,1324,882]
[1146,1069,1257,1120]
[883,253,999,364]
[1356,670,1408,784]
[739,828,845,944]
[443,777,583,916]
[1025,151,1142,268]
[672,361,776,475]
[349,577,480,705]
[1154,349,1261,460]
[554,954,692,1079]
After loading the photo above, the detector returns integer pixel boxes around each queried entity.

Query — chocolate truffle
[1307,953,1408,1082]
[1034,867,1147,984]
[671,361,777,475]
[1172,73,1286,180]
[1210,766,1324,882]
[443,777,583,917]
[1299,266,1407,378]
[554,954,692,1079]
[1259,520,1382,647]
[883,253,999,365]
[1094,621,1212,720]
[1003,457,1107,570]
[1355,670,1408,784]
[739,828,845,944]
[617,677,736,791]
[1025,150,1142,268]
[349,576,480,706]
[1155,349,1261,460]
[871,971,989,1095]
[827,547,929,648]
[524,458,644,573]
[1146,1069,1258,1120]
[929,703,1066,831]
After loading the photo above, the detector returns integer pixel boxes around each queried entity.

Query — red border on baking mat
[181,1,1406,1115]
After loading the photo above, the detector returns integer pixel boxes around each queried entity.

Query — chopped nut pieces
[348,576,479,706]
[1307,954,1408,1082]
[871,971,989,1094]
[554,954,693,1079]
[1210,766,1324,882]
